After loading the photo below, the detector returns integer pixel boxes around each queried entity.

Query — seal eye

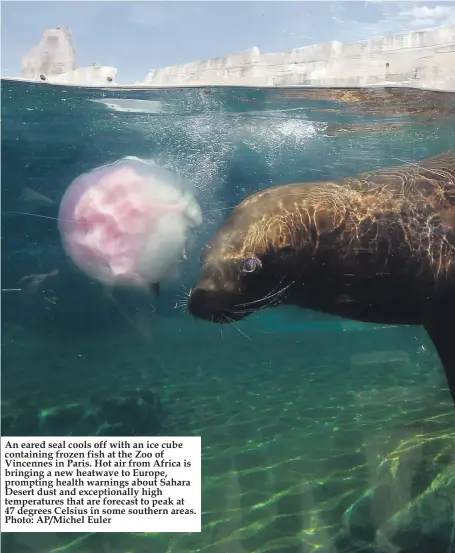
[241,257,262,274]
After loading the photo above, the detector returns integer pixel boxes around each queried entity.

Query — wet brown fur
[213,150,455,281]
[189,150,455,402]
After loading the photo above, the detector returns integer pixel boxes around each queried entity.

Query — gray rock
[343,430,455,552]
[377,466,455,553]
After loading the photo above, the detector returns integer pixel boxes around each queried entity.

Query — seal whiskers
[223,314,252,341]
[232,280,295,317]
[234,278,288,308]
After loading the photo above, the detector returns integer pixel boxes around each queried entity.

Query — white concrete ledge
[142,24,455,90]
[43,65,118,86]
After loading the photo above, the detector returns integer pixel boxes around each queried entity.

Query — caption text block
[1,436,201,532]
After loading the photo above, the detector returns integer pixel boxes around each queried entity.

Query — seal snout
[187,286,240,323]
[187,287,223,321]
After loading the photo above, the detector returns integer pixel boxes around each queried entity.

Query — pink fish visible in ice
[57,157,202,291]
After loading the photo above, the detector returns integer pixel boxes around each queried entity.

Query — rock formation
[16,23,455,89]
[20,27,117,86]
[143,24,455,90]
[21,26,76,81]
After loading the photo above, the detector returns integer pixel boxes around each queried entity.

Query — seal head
[188,194,299,322]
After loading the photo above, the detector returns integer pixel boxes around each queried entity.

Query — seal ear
[279,244,295,256]
[277,233,295,252]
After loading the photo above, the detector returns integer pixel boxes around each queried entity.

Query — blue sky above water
[2,1,455,84]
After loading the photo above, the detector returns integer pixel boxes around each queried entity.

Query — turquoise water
[1,81,455,553]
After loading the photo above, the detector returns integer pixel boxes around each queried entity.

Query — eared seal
[188,150,455,402]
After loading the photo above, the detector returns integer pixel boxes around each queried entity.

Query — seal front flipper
[423,302,455,406]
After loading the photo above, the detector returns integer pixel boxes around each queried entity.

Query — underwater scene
[1,80,455,553]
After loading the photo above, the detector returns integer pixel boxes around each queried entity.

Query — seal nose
[188,286,246,323]
[187,287,218,320]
